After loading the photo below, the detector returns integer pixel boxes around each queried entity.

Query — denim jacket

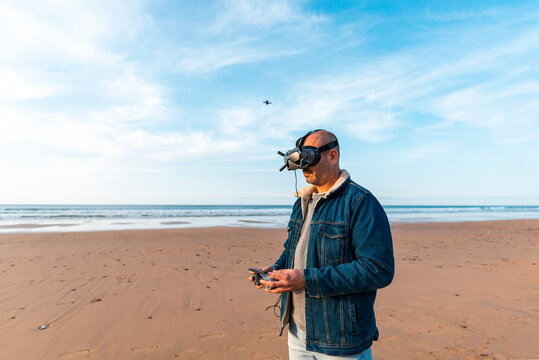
[273,172,394,356]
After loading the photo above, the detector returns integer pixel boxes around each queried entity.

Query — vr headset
[278,129,339,171]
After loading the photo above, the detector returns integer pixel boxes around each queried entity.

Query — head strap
[296,129,323,148]
[316,140,339,152]
[296,129,339,151]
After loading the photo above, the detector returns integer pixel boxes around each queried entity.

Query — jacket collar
[295,170,350,218]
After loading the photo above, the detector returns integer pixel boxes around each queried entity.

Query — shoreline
[2,204,538,234]
[1,220,537,359]
[1,217,538,234]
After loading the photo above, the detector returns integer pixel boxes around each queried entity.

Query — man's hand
[261,269,306,293]
[248,266,275,289]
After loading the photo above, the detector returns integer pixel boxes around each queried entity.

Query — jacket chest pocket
[317,224,348,267]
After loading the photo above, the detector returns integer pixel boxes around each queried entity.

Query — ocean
[0,204,538,233]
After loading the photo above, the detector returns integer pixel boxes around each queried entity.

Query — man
[251,130,394,359]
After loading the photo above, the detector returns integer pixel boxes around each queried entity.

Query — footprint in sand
[60,349,92,358]
[199,333,224,339]
[130,345,161,352]
[253,353,283,359]
[427,326,446,334]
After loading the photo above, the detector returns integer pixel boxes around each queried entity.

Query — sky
[0,0,538,205]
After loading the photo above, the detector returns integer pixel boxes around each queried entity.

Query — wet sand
[0,220,537,359]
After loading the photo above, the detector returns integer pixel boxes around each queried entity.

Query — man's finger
[265,286,288,293]
[267,270,284,279]
[260,279,280,288]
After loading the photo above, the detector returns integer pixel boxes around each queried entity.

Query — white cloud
[0,1,225,189]
[172,0,324,74]
[217,107,257,135]
[87,68,173,124]
[434,81,539,131]
[215,0,325,28]
[385,142,455,164]
[343,112,400,142]
[175,39,301,74]
[266,18,539,144]
[170,2,539,149]
[0,1,125,66]
[116,129,242,162]
[0,67,58,102]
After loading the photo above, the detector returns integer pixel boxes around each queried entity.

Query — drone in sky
[263,100,272,105]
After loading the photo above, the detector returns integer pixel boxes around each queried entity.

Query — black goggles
[278,130,339,171]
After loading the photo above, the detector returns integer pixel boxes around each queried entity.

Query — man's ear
[328,149,339,164]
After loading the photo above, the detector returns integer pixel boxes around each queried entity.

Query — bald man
[252,130,394,360]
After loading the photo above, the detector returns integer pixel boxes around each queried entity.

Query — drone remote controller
[249,268,277,290]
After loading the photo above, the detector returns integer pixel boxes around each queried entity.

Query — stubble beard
[303,168,326,187]
[302,155,332,187]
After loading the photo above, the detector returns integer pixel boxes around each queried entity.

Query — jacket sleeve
[303,192,395,297]
[272,201,301,270]
[272,249,287,271]
[272,226,290,270]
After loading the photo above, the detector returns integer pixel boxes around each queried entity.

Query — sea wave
[0,205,538,226]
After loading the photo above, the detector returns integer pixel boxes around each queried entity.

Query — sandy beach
[1,220,537,359]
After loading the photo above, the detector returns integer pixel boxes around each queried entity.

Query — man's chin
[303,174,314,184]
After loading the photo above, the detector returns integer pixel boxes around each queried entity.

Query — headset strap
[296,129,324,147]
[316,140,339,153]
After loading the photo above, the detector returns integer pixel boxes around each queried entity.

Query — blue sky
[1,0,538,205]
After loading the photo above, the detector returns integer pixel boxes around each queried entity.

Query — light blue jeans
[288,321,373,360]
